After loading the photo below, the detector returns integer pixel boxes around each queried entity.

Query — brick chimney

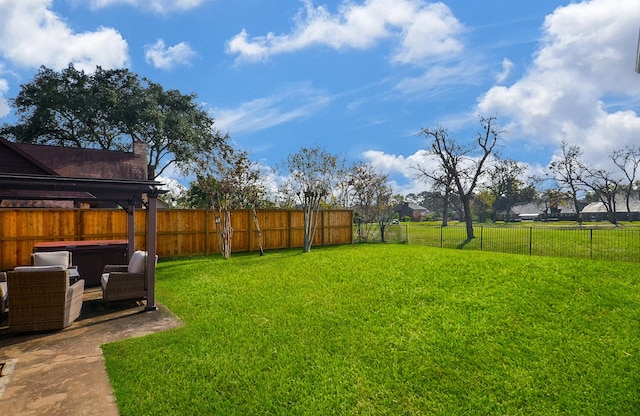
[133,141,151,179]
[133,140,147,157]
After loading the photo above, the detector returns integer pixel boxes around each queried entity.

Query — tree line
[2,65,639,249]
[411,131,639,238]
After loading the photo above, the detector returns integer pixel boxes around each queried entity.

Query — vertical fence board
[80,210,128,240]
[258,210,289,250]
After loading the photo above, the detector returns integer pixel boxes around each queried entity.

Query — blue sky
[1,0,640,195]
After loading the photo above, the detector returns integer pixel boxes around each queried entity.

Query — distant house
[544,199,584,221]
[508,203,544,221]
[499,199,583,222]
[580,196,640,222]
[0,137,149,208]
[395,202,430,221]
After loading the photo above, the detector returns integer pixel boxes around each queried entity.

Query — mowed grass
[399,222,640,262]
[102,245,640,415]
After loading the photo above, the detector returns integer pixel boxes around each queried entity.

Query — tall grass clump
[103,245,640,415]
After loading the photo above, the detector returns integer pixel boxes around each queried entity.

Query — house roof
[552,199,582,214]
[4,139,147,180]
[506,199,582,216]
[581,197,640,213]
[510,202,544,216]
[397,202,429,212]
[0,137,163,206]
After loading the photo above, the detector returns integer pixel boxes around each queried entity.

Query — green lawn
[102,245,640,415]
[380,222,640,262]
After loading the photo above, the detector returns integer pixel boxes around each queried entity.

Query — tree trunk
[303,201,317,253]
[216,209,234,259]
[252,205,264,255]
[442,186,450,227]
[571,189,582,225]
[222,210,234,259]
[303,204,312,252]
[462,195,475,240]
[608,196,618,225]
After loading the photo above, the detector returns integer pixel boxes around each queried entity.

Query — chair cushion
[128,251,147,274]
[13,265,67,272]
[101,272,110,291]
[0,281,7,302]
[32,251,71,268]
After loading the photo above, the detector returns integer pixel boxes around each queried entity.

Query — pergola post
[127,202,135,260]
[145,193,158,311]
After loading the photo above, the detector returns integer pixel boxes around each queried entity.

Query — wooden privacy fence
[0,209,353,270]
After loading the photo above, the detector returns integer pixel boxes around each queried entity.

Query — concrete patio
[0,288,183,415]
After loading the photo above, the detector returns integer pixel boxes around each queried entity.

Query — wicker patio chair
[101,250,156,302]
[7,265,84,333]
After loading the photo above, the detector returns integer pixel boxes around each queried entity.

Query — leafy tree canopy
[1,63,228,180]
[277,146,347,252]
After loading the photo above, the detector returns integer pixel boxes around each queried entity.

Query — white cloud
[90,0,205,14]
[156,176,188,207]
[395,61,484,96]
[495,58,513,84]
[145,39,197,70]
[477,0,640,168]
[0,0,129,71]
[226,0,464,65]
[0,75,9,118]
[362,149,436,194]
[391,2,464,65]
[157,175,187,197]
[212,85,332,134]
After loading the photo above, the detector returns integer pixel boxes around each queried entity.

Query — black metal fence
[354,224,640,263]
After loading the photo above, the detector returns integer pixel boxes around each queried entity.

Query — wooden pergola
[0,173,165,311]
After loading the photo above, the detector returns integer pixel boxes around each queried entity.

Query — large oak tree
[1,64,228,180]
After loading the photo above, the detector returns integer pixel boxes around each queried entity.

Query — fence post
[529,227,533,256]
[590,228,593,259]
[322,211,326,246]
[76,208,83,240]
[480,226,483,251]
[288,210,293,249]
[247,209,253,253]
[205,210,210,255]
[440,226,443,248]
